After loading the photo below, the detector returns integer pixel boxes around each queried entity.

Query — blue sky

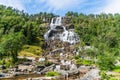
[0,0,120,16]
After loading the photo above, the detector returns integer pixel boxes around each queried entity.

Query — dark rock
[0,65,6,70]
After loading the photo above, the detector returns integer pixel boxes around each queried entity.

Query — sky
[0,0,120,16]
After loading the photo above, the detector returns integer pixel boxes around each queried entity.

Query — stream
[1,74,43,80]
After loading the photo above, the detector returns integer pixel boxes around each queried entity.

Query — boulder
[80,69,101,80]
[78,66,90,74]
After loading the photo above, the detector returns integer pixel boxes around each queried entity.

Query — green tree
[0,32,26,63]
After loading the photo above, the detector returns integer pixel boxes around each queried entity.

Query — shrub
[16,58,27,64]
[100,71,111,80]
[45,71,60,77]
[112,66,120,73]
[76,58,92,66]
[97,54,115,70]
[74,55,80,60]
[0,58,14,68]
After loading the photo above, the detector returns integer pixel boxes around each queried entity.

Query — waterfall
[44,17,80,44]
[44,30,51,40]
[50,17,62,28]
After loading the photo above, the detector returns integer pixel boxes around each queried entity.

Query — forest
[0,5,58,66]
[0,4,120,73]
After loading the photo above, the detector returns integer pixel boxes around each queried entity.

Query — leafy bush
[97,54,115,70]
[45,71,60,77]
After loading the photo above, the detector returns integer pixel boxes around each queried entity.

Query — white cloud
[0,0,25,11]
[98,0,120,14]
[37,0,120,14]
[1,0,120,15]
[38,0,86,11]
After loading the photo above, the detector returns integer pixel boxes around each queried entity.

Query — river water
[1,74,43,80]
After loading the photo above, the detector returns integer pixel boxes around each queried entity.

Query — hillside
[0,5,120,80]
[0,5,56,65]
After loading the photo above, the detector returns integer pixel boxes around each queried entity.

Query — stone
[70,64,77,70]
[40,64,55,74]
[55,65,60,70]
[80,69,101,80]
[78,66,90,74]
[38,58,45,62]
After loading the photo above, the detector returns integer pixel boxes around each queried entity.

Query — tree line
[66,11,120,70]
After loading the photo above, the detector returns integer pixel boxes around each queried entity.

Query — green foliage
[0,58,14,67]
[16,58,28,65]
[0,32,26,63]
[1,4,120,70]
[85,49,97,58]
[74,55,80,60]
[113,66,120,73]
[97,53,116,70]
[45,61,53,66]
[45,71,60,77]
[75,58,92,66]
[110,78,120,80]
[100,71,111,80]
[0,4,57,66]
[22,45,43,55]
[68,12,120,71]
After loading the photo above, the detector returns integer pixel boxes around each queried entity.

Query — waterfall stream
[44,17,80,44]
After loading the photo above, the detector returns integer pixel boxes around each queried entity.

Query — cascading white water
[44,17,80,44]
[44,29,51,40]
[60,26,80,44]
[50,17,62,27]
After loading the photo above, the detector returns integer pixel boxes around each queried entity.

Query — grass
[18,51,39,58]
[45,71,60,77]
[110,78,120,80]
[74,55,94,66]
[0,58,14,67]
[76,58,93,66]
[113,66,120,73]
[18,45,43,58]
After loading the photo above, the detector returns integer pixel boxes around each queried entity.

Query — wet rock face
[44,17,80,44]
